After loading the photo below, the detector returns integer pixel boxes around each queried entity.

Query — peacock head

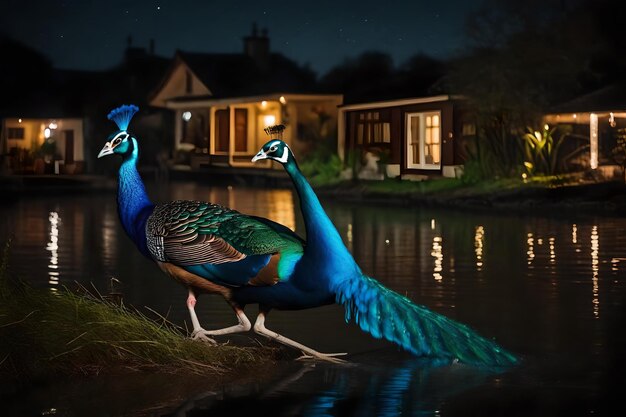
[252,140,295,165]
[98,104,139,159]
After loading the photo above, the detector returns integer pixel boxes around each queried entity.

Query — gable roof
[150,50,318,106]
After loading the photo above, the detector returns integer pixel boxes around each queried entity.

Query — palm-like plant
[522,125,573,176]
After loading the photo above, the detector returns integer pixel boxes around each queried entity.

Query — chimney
[243,22,270,72]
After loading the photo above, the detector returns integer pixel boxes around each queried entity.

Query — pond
[1,181,625,416]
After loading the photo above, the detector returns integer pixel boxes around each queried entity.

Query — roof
[548,82,626,114]
[162,93,343,109]
[338,95,454,111]
[151,50,320,103]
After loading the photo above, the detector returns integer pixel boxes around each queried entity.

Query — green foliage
[522,125,583,176]
[522,125,563,175]
[462,116,524,181]
[299,149,343,186]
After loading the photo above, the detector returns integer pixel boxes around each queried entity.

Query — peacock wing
[147,200,303,281]
[146,200,250,266]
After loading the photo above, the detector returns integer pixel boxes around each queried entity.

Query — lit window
[406,111,441,169]
[354,110,391,145]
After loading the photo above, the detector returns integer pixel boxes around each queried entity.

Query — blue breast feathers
[182,254,272,287]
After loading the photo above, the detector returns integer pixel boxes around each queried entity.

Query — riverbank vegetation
[0,244,276,385]
[316,175,626,213]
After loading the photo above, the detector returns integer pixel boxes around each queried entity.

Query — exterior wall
[173,95,342,169]
[151,62,211,107]
[342,99,458,176]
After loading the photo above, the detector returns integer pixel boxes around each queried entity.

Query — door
[215,109,230,153]
[64,130,74,163]
[234,108,248,152]
[405,112,441,170]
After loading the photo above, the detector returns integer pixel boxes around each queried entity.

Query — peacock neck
[284,160,355,269]
[117,139,153,255]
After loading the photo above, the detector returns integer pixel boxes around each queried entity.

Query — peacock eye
[113,137,122,145]
[270,146,277,152]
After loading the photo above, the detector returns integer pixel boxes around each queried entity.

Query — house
[149,25,343,171]
[1,115,85,175]
[337,95,465,180]
[0,36,171,175]
[544,82,626,176]
[0,37,85,175]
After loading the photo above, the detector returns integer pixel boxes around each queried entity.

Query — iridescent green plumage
[146,200,303,281]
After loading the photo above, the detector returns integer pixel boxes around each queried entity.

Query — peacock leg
[252,308,348,364]
[188,289,252,342]
[187,288,217,344]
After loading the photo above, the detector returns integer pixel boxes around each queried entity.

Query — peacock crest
[264,124,285,139]
[108,104,139,131]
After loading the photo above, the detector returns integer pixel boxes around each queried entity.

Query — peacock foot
[296,351,348,364]
[191,329,218,344]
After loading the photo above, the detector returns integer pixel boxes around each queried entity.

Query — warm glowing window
[406,111,441,169]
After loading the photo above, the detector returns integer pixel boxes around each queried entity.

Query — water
[1,182,625,416]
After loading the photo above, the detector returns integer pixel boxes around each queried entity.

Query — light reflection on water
[1,182,625,416]
[46,211,60,291]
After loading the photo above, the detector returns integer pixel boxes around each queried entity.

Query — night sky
[1,0,475,75]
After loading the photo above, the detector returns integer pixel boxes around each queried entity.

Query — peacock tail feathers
[108,104,139,131]
[335,274,518,367]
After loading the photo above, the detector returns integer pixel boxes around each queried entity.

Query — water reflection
[431,236,443,281]
[170,358,493,417]
[474,225,484,271]
[591,225,600,319]
[46,211,60,292]
[527,233,535,266]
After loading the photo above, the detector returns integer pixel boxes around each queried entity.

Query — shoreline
[3,173,625,215]
[314,180,626,215]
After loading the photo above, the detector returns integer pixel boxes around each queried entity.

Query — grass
[317,173,586,198]
[0,242,277,384]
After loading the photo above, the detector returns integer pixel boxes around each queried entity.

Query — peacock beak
[98,142,114,158]
[251,150,267,162]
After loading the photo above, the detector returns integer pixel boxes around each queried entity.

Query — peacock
[98,104,307,343]
[249,137,518,367]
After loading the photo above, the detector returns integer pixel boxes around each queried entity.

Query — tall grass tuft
[0,242,276,383]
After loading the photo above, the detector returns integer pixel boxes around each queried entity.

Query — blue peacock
[250,136,518,367]
[99,104,306,344]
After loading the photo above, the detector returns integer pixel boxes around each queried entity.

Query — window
[355,111,390,145]
[8,127,24,140]
[406,111,441,169]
